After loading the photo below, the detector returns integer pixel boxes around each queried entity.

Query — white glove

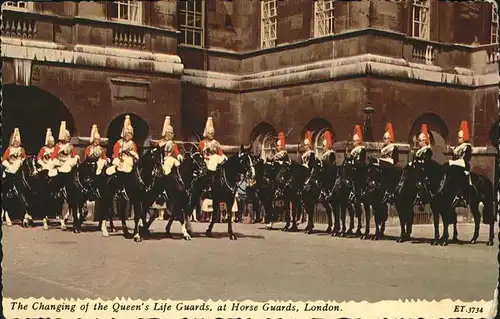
[177,154,184,162]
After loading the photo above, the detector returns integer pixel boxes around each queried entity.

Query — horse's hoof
[133,235,142,242]
[183,235,192,241]
[229,233,238,240]
[110,228,117,233]
[440,240,448,246]
[305,230,313,235]
[469,239,477,245]
[355,230,362,237]
[102,231,110,237]
[43,225,49,230]
[487,240,494,246]
[61,226,67,231]
[431,240,438,246]
[325,226,332,233]
[282,227,288,232]
[205,230,212,237]
[164,232,173,238]
[396,237,403,243]
[372,236,379,241]
[450,238,458,243]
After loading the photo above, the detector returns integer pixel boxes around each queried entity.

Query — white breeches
[96,158,107,175]
[201,199,213,212]
[54,156,79,173]
[162,156,180,175]
[107,156,134,175]
[2,159,22,174]
[448,158,465,168]
[205,154,224,172]
[231,198,238,213]
[379,157,394,165]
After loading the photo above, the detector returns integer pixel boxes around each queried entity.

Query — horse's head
[21,155,37,177]
[274,165,292,199]
[236,145,256,181]
[362,162,383,200]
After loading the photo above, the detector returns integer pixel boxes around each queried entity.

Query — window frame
[260,0,278,49]
[260,133,276,161]
[313,0,335,38]
[492,3,498,44]
[110,0,143,25]
[411,0,430,40]
[179,0,205,47]
[1,1,34,12]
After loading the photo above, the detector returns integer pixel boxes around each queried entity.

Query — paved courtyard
[2,220,498,302]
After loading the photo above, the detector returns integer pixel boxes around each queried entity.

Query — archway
[409,113,449,163]
[302,118,335,156]
[250,122,277,160]
[2,84,76,154]
[106,113,150,157]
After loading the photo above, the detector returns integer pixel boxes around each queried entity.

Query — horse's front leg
[361,203,370,240]
[165,215,175,237]
[282,201,291,231]
[116,199,130,239]
[205,199,218,238]
[132,201,144,242]
[304,202,315,234]
[289,201,299,232]
[4,210,13,227]
[323,200,333,233]
[227,200,237,240]
[355,202,363,237]
[395,203,406,243]
[176,207,192,241]
[439,222,450,246]
[71,202,82,234]
[431,210,440,246]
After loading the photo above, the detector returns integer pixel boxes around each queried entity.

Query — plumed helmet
[162,116,174,138]
[304,131,313,146]
[10,128,21,145]
[45,128,54,145]
[384,122,395,143]
[121,115,134,137]
[58,121,70,141]
[277,132,285,149]
[322,130,332,149]
[203,117,215,138]
[419,124,430,144]
[353,125,363,143]
[458,120,470,142]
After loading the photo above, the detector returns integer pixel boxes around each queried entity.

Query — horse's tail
[478,176,496,225]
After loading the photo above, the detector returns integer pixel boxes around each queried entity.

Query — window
[261,0,277,49]
[260,134,276,161]
[179,0,205,47]
[110,1,142,24]
[492,4,498,44]
[412,0,430,40]
[1,1,34,11]
[314,0,335,37]
[314,130,329,158]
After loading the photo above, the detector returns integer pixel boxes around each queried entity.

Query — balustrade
[112,27,145,50]
[412,42,434,65]
[486,46,499,64]
[1,15,37,39]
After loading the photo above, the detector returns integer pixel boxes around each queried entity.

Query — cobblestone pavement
[2,220,498,302]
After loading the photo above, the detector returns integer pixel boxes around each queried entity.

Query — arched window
[260,133,276,161]
[314,129,329,158]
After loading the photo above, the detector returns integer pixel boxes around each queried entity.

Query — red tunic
[50,143,76,159]
[2,146,26,162]
[84,145,107,160]
[112,140,138,159]
[37,146,54,161]
[199,140,223,156]
[171,143,180,157]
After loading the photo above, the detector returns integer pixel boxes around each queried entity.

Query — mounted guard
[447,120,473,207]
[272,132,290,165]
[320,130,336,164]
[301,131,315,168]
[84,124,108,175]
[36,128,56,173]
[106,115,139,176]
[378,122,400,204]
[413,124,433,163]
[350,125,366,166]
[199,116,226,171]
[155,116,183,162]
[49,121,80,177]
[2,128,26,176]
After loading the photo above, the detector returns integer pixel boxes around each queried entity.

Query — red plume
[323,130,332,149]
[385,122,395,143]
[278,132,286,148]
[459,120,470,142]
[353,125,363,143]
[420,124,430,143]
[305,130,313,144]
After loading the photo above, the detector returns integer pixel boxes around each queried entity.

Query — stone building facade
[1,0,499,160]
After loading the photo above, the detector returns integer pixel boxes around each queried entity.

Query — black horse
[274,160,310,232]
[2,162,31,227]
[140,146,194,240]
[302,153,327,234]
[361,158,402,240]
[394,158,444,244]
[205,146,257,240]
[332,157,367,237]
[251,157,279,229]
[434,164,495,246]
